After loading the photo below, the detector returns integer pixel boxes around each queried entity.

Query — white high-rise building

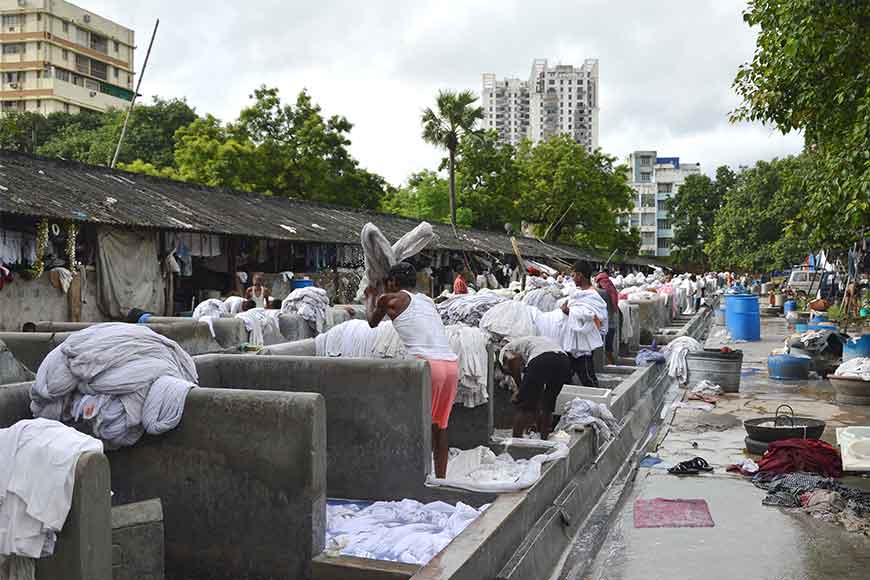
[481,58,599,150]
[0,0,135,115]
[619,151,702,257]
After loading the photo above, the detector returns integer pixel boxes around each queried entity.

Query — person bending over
[501,336,571,440]
[367,262,459,479]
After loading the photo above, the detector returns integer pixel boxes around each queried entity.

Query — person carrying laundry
[561,260,608,388]
[366,262,459,479]
[500,336,571,440]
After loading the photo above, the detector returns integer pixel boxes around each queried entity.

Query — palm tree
[421,90,484,234]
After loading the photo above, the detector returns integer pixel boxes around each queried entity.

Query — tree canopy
[669,165,735,268]
[705,157,809,272]
[733,0,870,247]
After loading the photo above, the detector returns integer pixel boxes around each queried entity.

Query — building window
[75,54,89,75]
[2,14,21,28]
[630,215,640,227]
[62,49,68,60]
[2,43,24,55]
[63,21,69,33]
[90,33,108,54]
[641,213,655,226]
[37,13,41,21]
[91,60,107,80]
[657,219,672,231]
[55,68,70,82]
[64,103,70,113]
[641,232,656,245]
[640,156,652,166]
[657,182,673,193]
[114,40,120,53]
[114,66,119,79]
[657,238,672,250]
[5,71,23,83]
[657,199,668,211]
[639,172,652,182]
[36,99,41,108]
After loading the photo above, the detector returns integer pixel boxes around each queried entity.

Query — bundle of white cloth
[446,325,489,408]
[835,358,870,381]
[479,301,540,342]
[223,295,245,315]
[617,300,634,343]
[30,323,197,448]
[235,308,282,347]
[0,419,103,578]
[192,298,227,320]
[281,287,331,332]
[662,336,702,384]
[554,398,620,442]
[562,289,607,356]
[314,320,408,359]
[519,285,564,313]
[355,221,436,311]
[438,291,508,326]
[325,499,484,565]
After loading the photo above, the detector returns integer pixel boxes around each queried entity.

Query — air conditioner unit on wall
[9,83,19,89]
[83,14,91,23]
[18,0,27,6]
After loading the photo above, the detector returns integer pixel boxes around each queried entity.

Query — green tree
[514,135,633,251]
[706,157,809,272]
[380,170,473,226]
[669,165,735,268]
[421,90,484,234]
[455,130,521,230]
[733,0,870,246]
[0,111,101,154]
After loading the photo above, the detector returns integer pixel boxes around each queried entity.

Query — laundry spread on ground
[0,418,103,577]
[324,498,485,565]
[755,439,843,478]
[281,286,331,333]
[634,498,715,528]
[30,323,197,448]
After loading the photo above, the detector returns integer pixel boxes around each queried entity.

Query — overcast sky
[84,0,802,186]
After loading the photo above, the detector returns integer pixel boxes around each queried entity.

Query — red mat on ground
[634,498,715,528]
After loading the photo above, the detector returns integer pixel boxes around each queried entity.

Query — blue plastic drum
[783,300,797,315]
[844,335,870,361]
[768,354,811,380]
[725,294,761,341]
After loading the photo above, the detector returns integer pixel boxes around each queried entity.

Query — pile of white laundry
[281,286,331,332]
[438,291,508,326]
[325,499,485,565]
[30,323,197,448]
[0,419,103,579]
[315,320,381,358]
[356,221,436,312]
[192,298,227,320]
[662,336,702,384]
[446,325,489,408]
[519,285,563,313]
[235,308,283,347]
[835,358,870,381]
[479,301,539,342]
[554,398,620,443]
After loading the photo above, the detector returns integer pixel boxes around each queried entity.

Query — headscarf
[595,272,619,309]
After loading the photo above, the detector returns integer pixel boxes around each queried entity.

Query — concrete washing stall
[0,384,327,580]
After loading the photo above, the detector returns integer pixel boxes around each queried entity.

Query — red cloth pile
[755,439,842,478]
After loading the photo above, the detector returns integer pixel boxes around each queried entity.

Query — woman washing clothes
[366,262,459,479]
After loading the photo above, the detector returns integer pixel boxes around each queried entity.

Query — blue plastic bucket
[291,279,314,290]
[844,335,870,361]
[725,294,761,341]
[768,354,811,380]
[783,300,797,315]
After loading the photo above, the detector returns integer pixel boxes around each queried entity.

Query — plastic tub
[686,349,743,393]
[291,279,315,290]
[783,300,797,315]
[830,375,870,405]
[844,335,870,361]
[768,354,811,380]
[725,294,761,341]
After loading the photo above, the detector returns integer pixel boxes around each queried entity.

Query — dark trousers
[571,354,599,388]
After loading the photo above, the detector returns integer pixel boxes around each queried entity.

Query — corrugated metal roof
[0,150,659,267]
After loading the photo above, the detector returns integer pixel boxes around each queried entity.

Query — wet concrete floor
[558,316,870,580]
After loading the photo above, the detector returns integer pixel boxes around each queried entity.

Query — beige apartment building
[0,0,134,115]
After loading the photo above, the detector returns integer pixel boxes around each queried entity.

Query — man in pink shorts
[367,262,459,478]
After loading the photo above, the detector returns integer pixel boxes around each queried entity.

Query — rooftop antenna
[111,18,159,169]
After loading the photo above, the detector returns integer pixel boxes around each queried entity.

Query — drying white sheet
[835,358,870,381]
[662,336,702,384]
[235,308,282,346]
[30,324,197,448]
[446,325,489,408]
[0,418,102,573]
[325,499,485,565]
[426,440,568,493]
[554,398,620,442]
[223,296,245,315]
[617,300,634,343]
[281,287,331,333]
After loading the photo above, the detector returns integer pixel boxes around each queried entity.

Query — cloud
[80,0,801,184]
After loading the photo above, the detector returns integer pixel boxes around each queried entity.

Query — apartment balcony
[656,229,673,238]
